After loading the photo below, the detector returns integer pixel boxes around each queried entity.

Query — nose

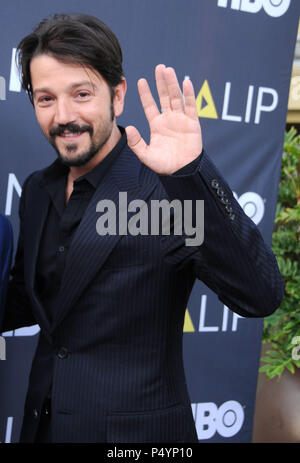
[53,97,76,125]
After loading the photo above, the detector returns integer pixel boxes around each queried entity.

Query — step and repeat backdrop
[0,0,299,443]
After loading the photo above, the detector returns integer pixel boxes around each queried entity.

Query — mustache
[49,123,93,138]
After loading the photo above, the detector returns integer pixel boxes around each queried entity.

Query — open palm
[126,64,203,175]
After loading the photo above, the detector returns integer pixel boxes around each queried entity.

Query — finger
[125,125,148,163]
[164,67,184,113]
[137,78,160,124]
[183,78,199,120]
[155,64,171,112]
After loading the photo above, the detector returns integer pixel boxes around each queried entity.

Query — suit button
[57,347,68,359]
[211,179,219,189]
[225,205,233,213]
[229,213,235,221]
[33,409,39,418]
[221,197,230,205]
[217,188,225,198]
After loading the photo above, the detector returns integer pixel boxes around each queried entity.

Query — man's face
[30,54,125,167]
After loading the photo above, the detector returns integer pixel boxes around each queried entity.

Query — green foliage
[260,127,300,379]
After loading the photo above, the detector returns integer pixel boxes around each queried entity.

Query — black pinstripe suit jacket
[2,144,284,442]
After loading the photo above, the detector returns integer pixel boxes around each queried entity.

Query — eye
[37,96,53,105]
[76,91,90,99]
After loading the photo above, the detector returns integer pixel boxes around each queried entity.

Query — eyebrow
[33,81,97,98]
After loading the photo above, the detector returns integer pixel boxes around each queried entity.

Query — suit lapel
[50,146,158,331]
[24,180,52,334]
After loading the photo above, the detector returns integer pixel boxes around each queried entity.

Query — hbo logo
[193,400,244,439]
[233,191,265,225]
[218,0,291,18]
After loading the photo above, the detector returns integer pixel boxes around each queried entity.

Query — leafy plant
[260,127,300,379]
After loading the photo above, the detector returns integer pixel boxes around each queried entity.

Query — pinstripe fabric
[3,146,284,442]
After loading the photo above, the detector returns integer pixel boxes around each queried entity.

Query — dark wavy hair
[16,13,124,104]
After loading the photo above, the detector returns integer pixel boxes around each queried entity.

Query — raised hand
[126,64,203,175]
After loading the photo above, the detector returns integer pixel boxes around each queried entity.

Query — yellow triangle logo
[196,80,218,119]
[183,308,195,332]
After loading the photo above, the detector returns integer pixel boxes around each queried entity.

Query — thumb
[125,125,148,162]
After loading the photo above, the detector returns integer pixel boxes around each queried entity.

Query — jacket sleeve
[1,175,37,332]
[158,150,284,318]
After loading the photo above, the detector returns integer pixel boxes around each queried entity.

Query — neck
[68,123,121,181]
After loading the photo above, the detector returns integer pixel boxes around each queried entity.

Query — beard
[48,101,114,167]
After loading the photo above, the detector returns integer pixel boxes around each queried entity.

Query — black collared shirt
[36,127,127,323]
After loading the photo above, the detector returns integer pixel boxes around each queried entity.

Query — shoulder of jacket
[22,160,58,191]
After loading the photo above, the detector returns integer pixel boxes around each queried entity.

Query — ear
[113,77,127,118]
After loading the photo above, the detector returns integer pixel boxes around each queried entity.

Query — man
[0,214,13,327]
[2,13,284,443]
